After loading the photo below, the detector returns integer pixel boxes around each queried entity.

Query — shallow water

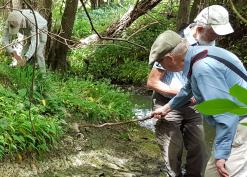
[131,94,215,158]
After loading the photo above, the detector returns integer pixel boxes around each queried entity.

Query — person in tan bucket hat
[2,10,47,73]
[149,30,247,177]
[147,5,234,177]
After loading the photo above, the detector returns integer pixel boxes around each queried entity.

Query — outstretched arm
[147,67,179,97]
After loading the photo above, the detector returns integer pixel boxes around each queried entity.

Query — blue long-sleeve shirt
[169,45,247,160]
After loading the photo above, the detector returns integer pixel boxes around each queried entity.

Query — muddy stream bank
[0,93,214,177]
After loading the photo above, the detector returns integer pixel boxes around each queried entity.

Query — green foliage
[69,2,175,85]
[52,78,134,122]
[196,85,247,116]
[227,38,247,65]
[229,84,247,105]
[116,59,149,84]
[74,4,127,38]
[0,84,62,158]
[0,56,134,158]
[51,0,65,30]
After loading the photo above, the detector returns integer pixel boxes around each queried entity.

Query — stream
[131,94,215,152]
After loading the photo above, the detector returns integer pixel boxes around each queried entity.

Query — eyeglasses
[9,24,15,28]
[8,21,18,28]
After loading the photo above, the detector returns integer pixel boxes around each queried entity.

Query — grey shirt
[2,9,47,59]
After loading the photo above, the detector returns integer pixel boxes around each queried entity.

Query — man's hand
[189,97,197,106]
[215,159,229,177]
[151,104,171,119]
[11,52,26,66]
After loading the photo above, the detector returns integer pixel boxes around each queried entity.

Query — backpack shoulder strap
[208,55,247,82]
[188,51,247,82]
[188,50,208,77]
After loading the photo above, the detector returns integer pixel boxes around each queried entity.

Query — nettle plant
[196,84,247,126]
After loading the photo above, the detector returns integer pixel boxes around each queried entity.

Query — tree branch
[79,0,148,51]
[0,0,11,9]
[78,115,152,128]
[229,0,247,24]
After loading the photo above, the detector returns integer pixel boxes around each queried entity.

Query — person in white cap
[2,9,47,73]
[147,5,233,177]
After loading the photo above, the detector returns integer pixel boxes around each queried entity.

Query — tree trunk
[106,0,162,37]
[38,0,52,30]
[90,0,96,9]
[22,0,38,9]
[39,0,52,58]
[98,0,104,7]
[0,0,10,18]
[48,0,78,71]
[176,0,191,31]
[189,0,203,22]
[12,0,22,9]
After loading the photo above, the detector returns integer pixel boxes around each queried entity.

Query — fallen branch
[127,21,158,40]
[77,115,152,128]
[79,0,148,51]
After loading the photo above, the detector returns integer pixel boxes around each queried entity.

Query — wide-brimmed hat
[194,5,234,35]
[149,30,182,65]
[7,11,24,35]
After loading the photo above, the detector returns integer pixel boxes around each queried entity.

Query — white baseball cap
[7,11,25,35]
[194,5,234,35]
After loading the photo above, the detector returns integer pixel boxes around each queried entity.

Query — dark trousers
[153,93,208,177]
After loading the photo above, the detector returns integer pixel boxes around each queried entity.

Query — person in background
[149,30,247,177]
[2,9,47,73]
[147,5,234,177]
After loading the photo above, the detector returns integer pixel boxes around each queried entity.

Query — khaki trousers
[22,28,47,73]
[153,93,207,177]
[205,117,247,177]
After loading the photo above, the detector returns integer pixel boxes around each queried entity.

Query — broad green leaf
[230,107,247,115]
[195,99,247,115]
[241,123,247,127]
[229,84,247,105]
[18,89,27,97]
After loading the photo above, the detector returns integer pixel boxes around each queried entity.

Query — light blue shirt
[169,45,247,160]
[153,62,187,98]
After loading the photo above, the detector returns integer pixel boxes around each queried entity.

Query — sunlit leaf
[16,153,23,162]
[241,123,247,127]
[41,99,46,106]
[195,99,247,115]
[18,89,27,97]
[229,84,247,105]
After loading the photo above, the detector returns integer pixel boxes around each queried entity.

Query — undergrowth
[0,61,134,159]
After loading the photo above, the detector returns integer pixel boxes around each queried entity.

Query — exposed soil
[0,124,166,177]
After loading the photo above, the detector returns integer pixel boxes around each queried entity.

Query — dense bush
[0,83,62,159]
[51,78,135,122]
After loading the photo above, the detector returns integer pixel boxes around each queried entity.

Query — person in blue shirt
[147,5,234,177]
[149,30,247,177]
